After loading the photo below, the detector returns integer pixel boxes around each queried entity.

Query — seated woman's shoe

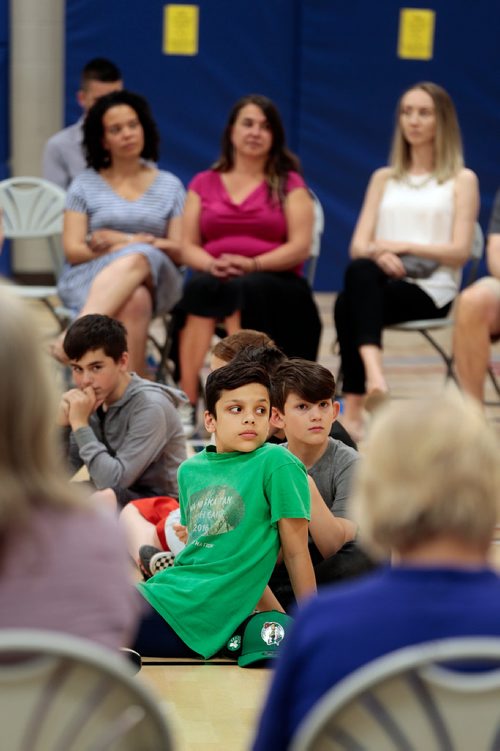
[364,389,389,414]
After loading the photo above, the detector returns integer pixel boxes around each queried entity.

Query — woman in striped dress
[55,90,185,373]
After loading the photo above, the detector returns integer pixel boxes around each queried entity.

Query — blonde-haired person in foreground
[253,393,500,751]
[0,284,141,650]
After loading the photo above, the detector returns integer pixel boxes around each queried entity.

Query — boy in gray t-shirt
[305,437,358,519]
[271,359,359,518]
[270,358,376,603]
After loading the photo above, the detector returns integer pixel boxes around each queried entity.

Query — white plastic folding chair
[385,222,484,384]
[291,637,500,751]
[0,176,69,330]
[0,629,173,751]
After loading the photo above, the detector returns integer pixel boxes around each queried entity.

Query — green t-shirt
[138,442,310,658]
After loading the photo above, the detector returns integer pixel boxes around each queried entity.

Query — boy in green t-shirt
[134,360,316,659]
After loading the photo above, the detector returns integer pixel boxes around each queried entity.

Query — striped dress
[58,168,186,314]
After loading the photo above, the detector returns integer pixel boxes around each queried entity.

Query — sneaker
[179,402,197,438]
[139,545,175,579]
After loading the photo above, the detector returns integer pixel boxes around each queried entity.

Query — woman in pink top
[177,95,321,428]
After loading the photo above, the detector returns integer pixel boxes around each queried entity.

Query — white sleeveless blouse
[375,175,459,307]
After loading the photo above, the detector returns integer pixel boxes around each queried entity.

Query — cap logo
[227,635,241,651]
[261,621,284,646]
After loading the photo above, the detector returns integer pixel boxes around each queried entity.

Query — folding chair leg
[148,312,179,386]
[40,299,68,332]
[420,330,457,384]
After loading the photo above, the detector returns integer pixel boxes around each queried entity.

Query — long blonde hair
[0,284,81,542]
[389,81,464,183]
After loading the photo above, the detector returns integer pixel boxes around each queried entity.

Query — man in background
[42,57,123,189]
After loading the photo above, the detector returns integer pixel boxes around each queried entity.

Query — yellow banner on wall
[398,8,435,60]
[163,5,199,56]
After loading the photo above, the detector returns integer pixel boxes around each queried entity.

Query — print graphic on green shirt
[186,484,245,544]
[138,444,311,659]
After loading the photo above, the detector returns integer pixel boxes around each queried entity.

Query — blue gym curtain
[63,0,500,290]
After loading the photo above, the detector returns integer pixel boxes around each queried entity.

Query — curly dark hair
[213,94,302,203]
[83,90,160,170]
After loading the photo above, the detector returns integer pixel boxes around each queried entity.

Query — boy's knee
[119,501,139,521]
[90,487,118,512]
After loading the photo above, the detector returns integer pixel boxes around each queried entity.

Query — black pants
[241,272,322,360]
[268,541,377,612]
[133,602,199,658]
[334,258,451,394]
[176,270,322,362]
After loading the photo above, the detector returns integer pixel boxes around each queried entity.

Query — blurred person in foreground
[253,392,500,750]
[0,283,141,651]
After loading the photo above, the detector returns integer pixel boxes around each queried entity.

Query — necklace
[403,173,434,190]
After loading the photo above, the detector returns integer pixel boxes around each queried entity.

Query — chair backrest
[304,190,324,287]
[0,629,173,751]
[291,637,500,751]
[0,176,67,278]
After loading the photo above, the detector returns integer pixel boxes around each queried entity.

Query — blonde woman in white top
[334,82,479,441]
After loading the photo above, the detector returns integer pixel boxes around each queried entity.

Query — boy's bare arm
[308,476,357,558]
[278,517,316,601]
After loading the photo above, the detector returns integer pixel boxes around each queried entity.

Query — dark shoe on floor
[139,544,175,579]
